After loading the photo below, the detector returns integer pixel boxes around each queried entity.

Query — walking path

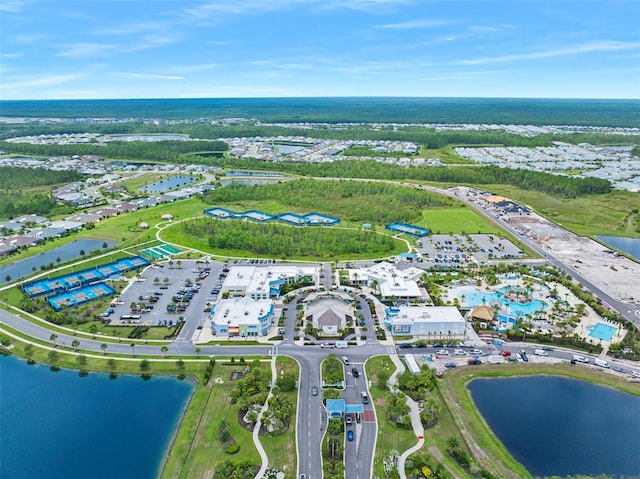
[254,354,277,478]
[388,353,424,479]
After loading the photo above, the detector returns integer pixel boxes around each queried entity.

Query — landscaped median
[321,353,345,389]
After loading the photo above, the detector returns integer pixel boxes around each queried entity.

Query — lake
[596,235,640,262]
[468,375,640,477]
[0,239,118,285]
[0,354,194,479]
[139,175,197,193]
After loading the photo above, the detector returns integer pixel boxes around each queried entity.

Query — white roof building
[347,262,427,302]
[209,296,274,337]
[384,305,465,337]
[302,291,354,335]
[222,264,317,300]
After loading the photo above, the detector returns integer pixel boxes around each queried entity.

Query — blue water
[274,144,304,154]
[220,179,280,186]
[140,175,197,193]
[468,376,640,477]
[0,355,194,479]
[0,239,118,285]
[596,236,640,262]
[589,322,617,341]
[456,287,548,317]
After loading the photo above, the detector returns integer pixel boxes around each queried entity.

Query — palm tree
[89,324,98,338]
[195,347,201,357]
[101,343,108,355]
[161,345,168,358]
[176,260,182,269]
[130,343,136,357]
[71,339,80,351]
[50,333,58,346]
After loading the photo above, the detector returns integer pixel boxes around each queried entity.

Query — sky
[1,0,639,100]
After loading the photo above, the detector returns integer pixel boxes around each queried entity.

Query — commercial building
[209,296,274,337]
[302,291,354,335]
[346,262,428,303]
[221,264,317,300]
[384,305,465,337]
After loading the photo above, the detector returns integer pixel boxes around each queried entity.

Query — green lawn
[419,207,503,235]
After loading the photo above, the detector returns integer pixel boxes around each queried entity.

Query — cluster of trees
[182,218,395,258]
[385,392,411,428]
[322,354,344,384]
[0,166,83,190]
[206,157,611,198]
[396,365,437,400]
[230,360,269,412]
[0,139,228,163]
[323,418,346,479]
[213,459,258,478]
[204,178,452,223]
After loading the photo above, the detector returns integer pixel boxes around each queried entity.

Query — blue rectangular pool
[589,323,617,341]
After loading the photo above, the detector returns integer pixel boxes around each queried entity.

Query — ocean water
[0,355,194,479]
[1,97,639,126]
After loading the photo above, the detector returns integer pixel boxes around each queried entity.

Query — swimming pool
[454,287,548,317]
[589,323,617,342]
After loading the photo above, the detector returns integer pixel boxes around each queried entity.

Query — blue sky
[1,0,639,100]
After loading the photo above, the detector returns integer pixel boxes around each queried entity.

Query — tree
[130,343,136,357]
[47,350,59,366]
[50,333,58,346]
[176,260,182,269]
[377,369,391,390]
[276,371,298,391]
[80,249,85,256]
[76,355,87,367]
[101,343,108,355]
[154,277,160,284]
[161,345,168,358]
[139,359,150,371]
[176,359,185,370]
[5,275,11,283]
[89,324,98,338]
[71,339,80,351]
[195,347,201,357]
[446,436,460,452]
[163,277,170,285]
[24,343,35,363]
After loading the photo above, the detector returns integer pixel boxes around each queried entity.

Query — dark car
[444,362,457,368]
[351,367,359,378]
[398,343,413,349]
[433,342,443,348]
[467,358,482,365]
[347,430,354,441]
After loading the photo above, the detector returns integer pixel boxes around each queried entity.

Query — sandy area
[543,235,640,304]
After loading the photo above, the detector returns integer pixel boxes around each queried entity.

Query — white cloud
[0,0,26,13]
[458,40,640,65]
[379,18,452,30]
[114,72,184,81]
[57,43,116,57]
[126,35,179,52]
[1,74,83,91]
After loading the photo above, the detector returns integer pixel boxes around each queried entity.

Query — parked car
[360,391,369,404]
[467,358,482,365]
[436,349,449,356]
[342,356,350,365]
[453,349,466,356]
[347,430,354,441]
[398,343,413,349]
[501,350,512,357]
[444,362,457,368]
[520,350,529,362]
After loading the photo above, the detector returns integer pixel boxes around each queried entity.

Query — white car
[471,349,484,355]
[453,349,466,356]
[436,349,449,356]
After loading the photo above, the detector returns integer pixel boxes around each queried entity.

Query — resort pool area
[454,286,548,317]
[589,322,617,341]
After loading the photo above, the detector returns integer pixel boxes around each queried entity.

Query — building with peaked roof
[302,291,354,335]
[13,214,48,225]
[25,227,67,240]
[209,296,274,337]
[66,213,100,225]
[384,305,465,338]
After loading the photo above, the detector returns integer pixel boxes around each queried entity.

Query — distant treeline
[2,122,638,149]
[0,166,83,189]
[0,140,228,163]
[1,97,639,126]
[204,179,454,223]
[0,191,71,220]
[203,158,612,198]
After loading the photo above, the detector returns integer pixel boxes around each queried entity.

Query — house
[66,213,100,225]
[114,202,138,213]
[90,207,119,219]
[209,296,274,337]
[0,243,18,257]
[25,227,67,240]
[384,305,466,338]
[49,220,84,232]
[3,235,42,249]
[139,222,150,229]
[13,214,48,225]
[161,213,173,221]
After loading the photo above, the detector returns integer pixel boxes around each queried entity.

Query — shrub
[225,444,240,454]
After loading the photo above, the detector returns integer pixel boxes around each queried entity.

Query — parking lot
[105,259,225,340]
[416,233,524,267]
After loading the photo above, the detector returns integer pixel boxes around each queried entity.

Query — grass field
[419,206,504,234]
[420,146,476,165]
